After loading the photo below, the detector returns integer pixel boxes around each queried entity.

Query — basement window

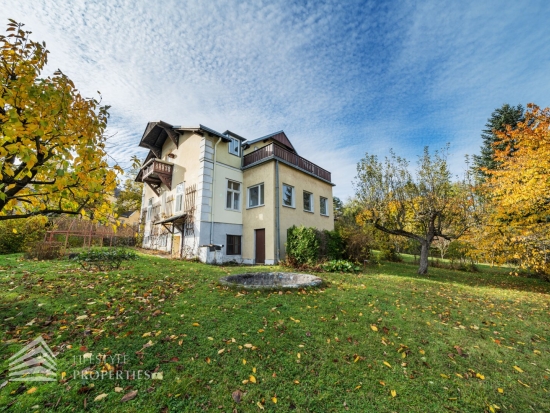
[226,235,242,255]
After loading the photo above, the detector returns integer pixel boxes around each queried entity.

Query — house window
[303,191,313,212]
[282,184,294,207]
[248,183,264,208]
[226,235,242,255]
[229,138,240,156]
[146,198,153,221]
[175,183,184,212]
[320,196,328,216]
[226,180,241,211]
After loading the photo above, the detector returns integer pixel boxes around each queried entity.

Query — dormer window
[229,138,240,156]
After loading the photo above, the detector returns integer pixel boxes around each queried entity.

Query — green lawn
[1,253,549,412]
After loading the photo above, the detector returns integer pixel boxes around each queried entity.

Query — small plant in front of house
[73,248,137,271]
[322,259,360,273]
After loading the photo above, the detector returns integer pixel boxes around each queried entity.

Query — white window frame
[282,184,295,208]
[247,183,264,208]
[146,198,153,222]
[226,180,241,211]
[175,183,184,213]
[320,196,329,216]
[228,138,240,156]
[303,191,313,212]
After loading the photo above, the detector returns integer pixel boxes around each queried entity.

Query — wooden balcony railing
[243,143,331,182]
[136,159,173,195]
[141,159,173,181]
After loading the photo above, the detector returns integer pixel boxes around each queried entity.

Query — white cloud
[1,0,549,199]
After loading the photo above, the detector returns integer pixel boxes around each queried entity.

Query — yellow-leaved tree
[472,104,550,277]
[0,20,120,221]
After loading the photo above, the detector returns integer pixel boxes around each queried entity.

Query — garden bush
[318,230,345,260]
[73,248,138,271]
[322,259,360,273]
[24,241,63,260]
[0,217,48,254]
[286,226,319,265]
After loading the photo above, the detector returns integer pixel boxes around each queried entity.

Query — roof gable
[245,131,296,153]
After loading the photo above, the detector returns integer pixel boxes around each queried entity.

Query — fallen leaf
[27,387,37,394]
[114,387,123,393]
[257,401,264,410]
[383,361,392,369]
[517,380,530,387]
[370,325,378,332]
[192,323,200,327]
[76,315,88,320]
[94,393,108,402]
[232,389,243,403]
[272,396,277,403]
[391,390,397,397]
[218,348,225,354]
[121,390,138,402]
[252,367,256,373]
[244,343,253,348]
[476,373,485,380]
[249,375,256,383]
[243,359,247,365]
[497,388,504,394]
[513,366,524,373]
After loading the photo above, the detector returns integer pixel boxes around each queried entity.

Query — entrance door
[255,229,265,264]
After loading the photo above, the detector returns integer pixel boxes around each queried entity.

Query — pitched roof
[119,210,137,218]
[244,131,296,153]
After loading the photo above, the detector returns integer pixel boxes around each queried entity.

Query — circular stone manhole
[219,272,323,290]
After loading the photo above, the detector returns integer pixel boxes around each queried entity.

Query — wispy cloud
[2,0,549,198]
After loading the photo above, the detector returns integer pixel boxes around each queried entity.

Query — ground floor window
[226,235,242,255]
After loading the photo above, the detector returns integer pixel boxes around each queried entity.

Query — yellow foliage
[0,21,120,222]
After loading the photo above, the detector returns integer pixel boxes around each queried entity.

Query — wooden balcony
[243,143,331,182]
[136,159,173,195]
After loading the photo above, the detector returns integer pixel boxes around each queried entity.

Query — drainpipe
[210,137,222,245]
[275,160,280,263]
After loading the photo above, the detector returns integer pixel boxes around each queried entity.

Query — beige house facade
[136,122,334,264]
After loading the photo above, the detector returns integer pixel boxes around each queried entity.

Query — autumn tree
[473,103,524,178]
[472,104,550,277]
[355,146,477,274]
[0,21,119,221]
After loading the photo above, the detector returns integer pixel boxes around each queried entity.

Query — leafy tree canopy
[0,20,120,221]
[355,146,477,274]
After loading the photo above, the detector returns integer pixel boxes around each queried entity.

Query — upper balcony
[135,158,173,195]
[243,143,332,183]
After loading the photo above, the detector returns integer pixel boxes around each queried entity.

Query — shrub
[286,226,319,265]
[24,241,63,260]
[0,217,48,254]
[322,259,361,273]
[318,230,345,260]
[73,248,137,271]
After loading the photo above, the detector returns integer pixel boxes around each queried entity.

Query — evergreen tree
[473,104,524,177]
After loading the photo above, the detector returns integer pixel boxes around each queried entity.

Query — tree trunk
[418,242,429,274]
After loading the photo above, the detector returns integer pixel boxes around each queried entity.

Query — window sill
[320,213,330,217]
[304,210,314,214]
[282,204,295,209]
[225,208,241,212]
[246,204,265,210]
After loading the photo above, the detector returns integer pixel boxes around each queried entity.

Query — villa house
[135,121,334,264]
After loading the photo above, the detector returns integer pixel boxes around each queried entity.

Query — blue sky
[2,0,550,198]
